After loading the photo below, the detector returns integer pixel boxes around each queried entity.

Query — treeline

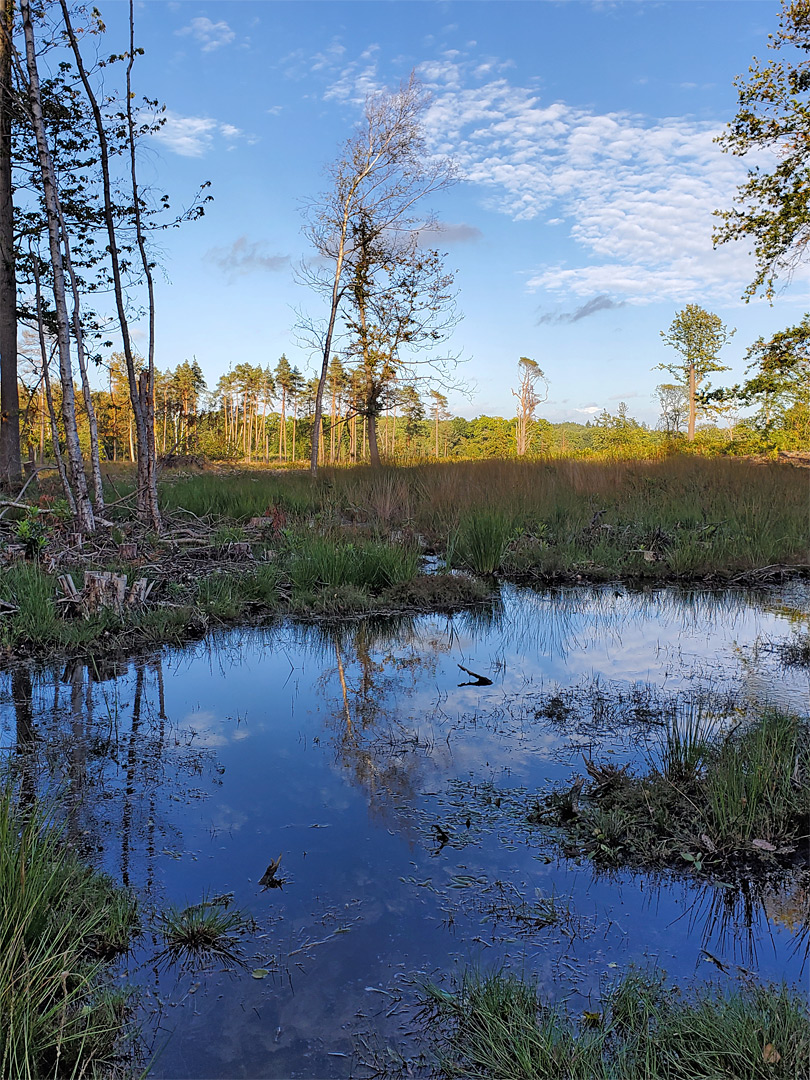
[16,350,808,467]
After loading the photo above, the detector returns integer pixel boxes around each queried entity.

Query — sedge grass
[423,966,810,1080]
[0,782,139,1078]
[154,896,252,968]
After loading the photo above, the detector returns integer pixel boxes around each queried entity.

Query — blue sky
[88,0,807,424]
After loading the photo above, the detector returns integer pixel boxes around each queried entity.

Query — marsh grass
[288,535,419,594]
[648,697,715,785]
[537,710,809,869]
[0,782,139,1078]
[705,711,808,848]
[423,967,810,1080]
[159,470,317,520]
[155,458,808,581]
[454,512,515,574]
[154,897,252,968]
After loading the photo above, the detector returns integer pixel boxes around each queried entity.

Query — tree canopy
[714,0,810,299]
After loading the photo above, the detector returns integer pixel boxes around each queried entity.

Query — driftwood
[57,571,154,616]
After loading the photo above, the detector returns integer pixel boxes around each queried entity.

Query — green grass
[423,967,810,1079]
[453,512,515,574]
[0,781,139,1078]
[288,535,419,594]
[154,896,252,968]
[2,456,805,661]
[159,469,318,520]
[534,710,810,869]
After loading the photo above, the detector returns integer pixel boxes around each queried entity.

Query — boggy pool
[2,583,809,1077]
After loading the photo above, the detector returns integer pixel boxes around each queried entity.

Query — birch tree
[0,0,17,486]
[19,0,94,530]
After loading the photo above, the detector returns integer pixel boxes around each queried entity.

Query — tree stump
[118,542,138,560]
[126,578,154,606]
[83,571,127,614]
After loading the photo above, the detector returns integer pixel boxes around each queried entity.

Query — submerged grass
[0,781,139,1078]
[423,966,810,1080]
[534,709,810,871]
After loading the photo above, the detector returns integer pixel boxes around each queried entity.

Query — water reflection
[0,582,807,1078]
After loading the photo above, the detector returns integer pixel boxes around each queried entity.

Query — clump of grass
[0,563,59,645]
[0,781,140,1078]
[288,535,418,595]
[649,696,714,785]
[154,896,252,968]
[454,512,515,574]
[381,573,492,612]
[705,710,808,849]
[534,709,809,870]
[212,523,247,546]
[423,966,810,1080]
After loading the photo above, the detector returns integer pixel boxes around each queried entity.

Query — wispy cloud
[323,50,766,305]
[538,294,624,324]
[206,236,290,280]
[177,17,235,53]
[151,112,250,157]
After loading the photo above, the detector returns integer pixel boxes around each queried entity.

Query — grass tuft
[154,896,252,968]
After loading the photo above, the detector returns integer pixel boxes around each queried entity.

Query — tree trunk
[0,0,19,487]
[687,362,696,441]
[368,412,381,466]
[60,0,158,529]
[33,272,75,518]
[20,0,94,531]
[57,203,104,509]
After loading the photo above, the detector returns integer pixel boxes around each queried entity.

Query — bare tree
[512,356,548,456]
[301,73,455,474]
[60,0,160,529]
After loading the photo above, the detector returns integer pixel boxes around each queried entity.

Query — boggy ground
[0,455,808,661]
[530,709,810,876]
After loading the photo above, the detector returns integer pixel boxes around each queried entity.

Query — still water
[2,583,809,1077]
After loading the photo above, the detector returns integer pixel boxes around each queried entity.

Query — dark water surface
[2,584,809,1078]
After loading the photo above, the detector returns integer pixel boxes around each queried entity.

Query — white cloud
[177,16,235,53]
[152,112,217,157]
[415,65,761,303]
[151,112,249,157]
